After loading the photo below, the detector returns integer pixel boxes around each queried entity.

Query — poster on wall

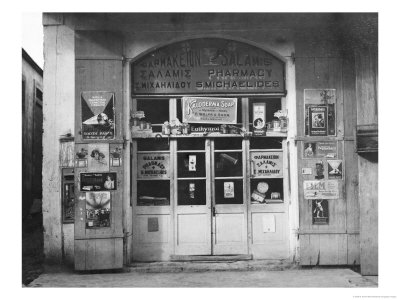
[312,199,329,225]
[110,145,123,167]
[80,172,117,191]
[303,180,339,200]
[304,89,336,136]
[75,146,88,167]
[88,144,109,172]
[303,141,337,159]
[137,153,170,179]
[253,103,266,136]
[308,106,328,136]
[250,151,283,178]
[85,191,111,228]
[81,91,115,140]
[182,97,237,124]
[328,160,343,179]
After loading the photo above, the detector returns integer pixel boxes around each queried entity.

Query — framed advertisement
[252,102,266,136]
[304,89,336,136]
[328,160,343,179]
[309,106,328,136]
[85,191,111,228]
[80,172,117,192]
[303,141,338,159]
[88,143,109,172]
[182,97,237,124]
[312,199,329,225]
[81,91,115,140]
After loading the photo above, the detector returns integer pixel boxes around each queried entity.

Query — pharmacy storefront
[44,13,372,272]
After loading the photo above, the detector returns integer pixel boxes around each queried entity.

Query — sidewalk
[27,264,378,287]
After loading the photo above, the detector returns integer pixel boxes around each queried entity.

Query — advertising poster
[304,89,336,136]
[303,180,339,200]
[224,182,235,198]
[328,160,343,179]
[253,102,266,136]
[80,172,117,191]
[75,146,88,168]
[250,151,283,178]
[137,153,170,179]
[309,106,328,136]
[303,141,337,159]
[85,191,111,228]
[315,161,325,179]
[182,97,237,124]
[312,199,329,225]
[88,144,109,172]
[110,145,123,167]
[81,91,115,140]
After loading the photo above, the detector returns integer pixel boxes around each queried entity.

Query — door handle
[212,206,216,217]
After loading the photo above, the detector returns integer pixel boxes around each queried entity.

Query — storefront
[42,13,378,274]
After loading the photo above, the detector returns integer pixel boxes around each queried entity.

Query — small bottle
[162,121,171,135]
[182,123,190,135]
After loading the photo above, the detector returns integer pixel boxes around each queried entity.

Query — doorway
[174,137,248,255]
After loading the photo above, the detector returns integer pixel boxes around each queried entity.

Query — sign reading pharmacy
[250,151,283,178]
[132,38,285,95]
[182,97,237,124]
[137,154,170,179]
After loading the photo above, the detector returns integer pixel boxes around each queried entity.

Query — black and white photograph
[15,3,397,298]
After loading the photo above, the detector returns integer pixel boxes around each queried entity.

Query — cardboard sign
[137,153,170,179]
[182,97,237,124]
[303,180,339,200]
[80,172,117,191]
[81,91,115,140]
[312,200,329,225]
[224,182,235,198]
[303,141,337,159]
[309,106,328,136]
[253,102,266,136]
[250,151,283,178]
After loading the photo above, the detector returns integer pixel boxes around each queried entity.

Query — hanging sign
[182,97,237,124]
[303,180,339,200]
[132,38,285,95]
[80,172,117,192]
[81,91,115,140]
[250,151,283,178]
[303,141,337,159]
[137,153,170,179]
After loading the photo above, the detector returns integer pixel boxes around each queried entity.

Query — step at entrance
[170,254,253,262]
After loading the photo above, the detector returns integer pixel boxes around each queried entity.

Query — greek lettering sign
[138,153,170,179]
[303,180,339,200]
[132,38,285,95]
[250,151,283,178]
[81,91,115,140]
[182,97,237,124]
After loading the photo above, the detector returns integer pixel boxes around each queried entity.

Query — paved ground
[28,268,378,288]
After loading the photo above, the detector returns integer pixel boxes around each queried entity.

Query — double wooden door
[174,137,248,255]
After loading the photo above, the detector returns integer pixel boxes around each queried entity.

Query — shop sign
[303,180,339,200]
[81,91,115,140]
[190,124,221,133]
[132,38,285,95]
[303,141,337,159]
[80,172,117,192]
[250,151,283,178]
[137,153,170,179]
[182,97,237,124]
